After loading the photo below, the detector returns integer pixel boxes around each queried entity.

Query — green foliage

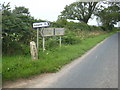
[13,6,30,15]
[45,21,103,47]
[89,25,103,31]
[62,30,80,45]
[60,2,98,23]
[2,3,36,55]
[50,17,67,28]
[3,32,113,81]
[96,2,120,30]
[45,37,59,49]
[1,2,118,83]
[65,21,90,31]
[2,2,118,56]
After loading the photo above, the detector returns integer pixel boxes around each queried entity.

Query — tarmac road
[3,32,118,88]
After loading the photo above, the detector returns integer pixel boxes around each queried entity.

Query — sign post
[60,36,61,47]
[37,28,39,52]
[43,36,45,52]
[33,22,50,57]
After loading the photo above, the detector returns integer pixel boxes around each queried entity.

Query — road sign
[41,28,54,36]
[55,28,64,36]
[33,22,50,28]
[41,28,65,37]
[40,28,65,51]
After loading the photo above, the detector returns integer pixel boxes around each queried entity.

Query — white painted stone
[30,41,38,60]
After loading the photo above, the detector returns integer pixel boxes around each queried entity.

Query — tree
[2,3,35,55]
[51,17,67,27]
[96,2,120,30]
[13,6,30,15]
[1,2,12,16]
[60,2,98,24]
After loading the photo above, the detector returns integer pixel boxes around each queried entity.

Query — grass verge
[3,32,114,82]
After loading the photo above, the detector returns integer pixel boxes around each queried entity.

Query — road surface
[4,32,118,88]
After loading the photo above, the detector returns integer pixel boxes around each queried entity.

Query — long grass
[3,32,114,82]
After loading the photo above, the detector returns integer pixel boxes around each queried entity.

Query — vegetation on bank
[1,2,119,82]
[1,3,120,55]
[3,31,114,81]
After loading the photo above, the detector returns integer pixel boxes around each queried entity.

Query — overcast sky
[0,0,76,21]
[0,0,99,25]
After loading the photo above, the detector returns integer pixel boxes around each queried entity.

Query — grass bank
[3,32,114,82]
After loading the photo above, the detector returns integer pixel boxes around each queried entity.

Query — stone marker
[30,41,38,60]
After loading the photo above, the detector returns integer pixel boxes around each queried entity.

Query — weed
[2,32,114,81]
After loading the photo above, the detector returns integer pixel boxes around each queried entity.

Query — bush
[2,41,22,55]
[89,25,101,31]
[45,37,59,49]
[62,30,81,45]
[64,21,92,31]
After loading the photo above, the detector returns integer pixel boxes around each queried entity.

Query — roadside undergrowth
[2,31,114,82]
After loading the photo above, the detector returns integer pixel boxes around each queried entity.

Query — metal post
[60,36,61,47]
[43,37,45,52]
[37,28,39,54]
